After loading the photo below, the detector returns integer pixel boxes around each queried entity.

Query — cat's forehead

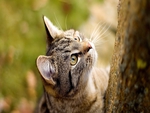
[64,29,84,41]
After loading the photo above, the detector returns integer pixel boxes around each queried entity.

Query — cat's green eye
[70,54,78,66]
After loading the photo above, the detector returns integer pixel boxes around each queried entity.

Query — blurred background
[0,0,117,113]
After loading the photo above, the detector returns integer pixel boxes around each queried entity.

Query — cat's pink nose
[82,42,92,53]
[88,42,92,48]
[87,42,92,52]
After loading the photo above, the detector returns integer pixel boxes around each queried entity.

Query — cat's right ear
[36,55,56,86]
[43,16,62,44]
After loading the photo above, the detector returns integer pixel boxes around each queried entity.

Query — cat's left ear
[36,55,56,86]
[43,16,62,44]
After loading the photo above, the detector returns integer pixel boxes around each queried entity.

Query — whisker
[92,34,104,45]
[97,23,107,36]
[91,23,107,43]
[93,39,106,46]
[53,13,63,30]
[94,37,108,45]
[92,23,111,46]
[93,32,109,44]
[98,24,111,38]
[94,33,109,43]
[94,23,107,39]
[90,22,105,41]
[92,28,111,49]
[90,23,99,40]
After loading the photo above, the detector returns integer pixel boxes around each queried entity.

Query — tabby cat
[35,16,109,113]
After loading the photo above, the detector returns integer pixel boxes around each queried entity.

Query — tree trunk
[105,0,150,112]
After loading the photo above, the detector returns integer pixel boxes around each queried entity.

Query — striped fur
[35,16,109,113]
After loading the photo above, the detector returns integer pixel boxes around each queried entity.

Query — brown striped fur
[35,16,109,113]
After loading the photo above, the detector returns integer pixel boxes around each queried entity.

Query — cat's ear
[36,55,56,85]
[43,16,62,44]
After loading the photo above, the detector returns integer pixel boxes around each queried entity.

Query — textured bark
[105,0,150,112]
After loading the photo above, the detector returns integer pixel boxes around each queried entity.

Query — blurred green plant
[0,0,103,112]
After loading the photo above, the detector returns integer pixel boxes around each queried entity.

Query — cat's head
[36,16,97,98]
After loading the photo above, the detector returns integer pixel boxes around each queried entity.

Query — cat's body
[35,16,109,113]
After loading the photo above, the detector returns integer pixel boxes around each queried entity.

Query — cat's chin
[88,42,98,66]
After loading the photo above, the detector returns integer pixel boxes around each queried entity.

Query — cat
[35,16,109,113]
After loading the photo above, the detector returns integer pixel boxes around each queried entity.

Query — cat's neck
[84,66,109,98]
[44,66,108,112]
[44,68,101,112]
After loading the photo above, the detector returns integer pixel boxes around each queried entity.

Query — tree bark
[105,0,150,112]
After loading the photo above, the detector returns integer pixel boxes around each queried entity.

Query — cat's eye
[70,54,78,66]
[74,37,80,41]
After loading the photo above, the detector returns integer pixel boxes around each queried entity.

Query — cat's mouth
[87,42,97,66]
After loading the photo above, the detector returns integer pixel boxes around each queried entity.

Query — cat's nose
[82,42,92,53]
[87,42,92,52]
